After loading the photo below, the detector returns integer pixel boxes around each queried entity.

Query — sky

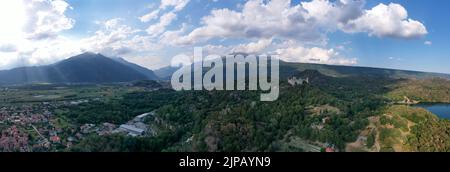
[0,0,449,73]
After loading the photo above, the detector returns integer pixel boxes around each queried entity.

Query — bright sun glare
[0,0,26,41]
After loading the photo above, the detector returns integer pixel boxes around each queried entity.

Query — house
[80,124,96,134]
[324,143,337,152]
[50,136,61,143]
[325,147,335,152]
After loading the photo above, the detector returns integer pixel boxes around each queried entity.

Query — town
[0,84,160,152]
[0,101,157,152]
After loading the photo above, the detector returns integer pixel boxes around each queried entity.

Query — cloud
[0,35,83,69]
[196,38,357,66]
[140,0,190,23]
[77,18,169,69]
[0,0,429,70]
[175,0,427,46]
[301,0,365,27]
[272,40,357,65]
[146,12,178,37]
[80,18,157,57]
[388,56,403,61]
[424,41,432,45]
[232,39,273,54]
[140,9,160,23]
[151,0,426,68]
[159,23,189,46]
[83,18,139,46]
[342,3,427,39]
[0,0,175,70]
[200,39,273,56]
[24,0,75,40]
[203,44,232,56]
[143,0,192,38]
[174,0,356,45]
[160,0,190,12]
[0,44,18,52]
[175,0,326,45]
[275,46,357,65]
[0,0,77,69]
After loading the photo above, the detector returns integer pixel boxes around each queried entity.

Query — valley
[0,77,448,152]
[0,53,449,152]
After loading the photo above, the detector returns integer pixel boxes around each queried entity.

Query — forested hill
[156,60,450,80]
[280,61,450,79]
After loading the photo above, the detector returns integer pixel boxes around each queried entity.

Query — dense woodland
[61,70,400,152]
[376,105,450,152]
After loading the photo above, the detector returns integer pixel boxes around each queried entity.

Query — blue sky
[0,0,449,73]
[343,0,450,73]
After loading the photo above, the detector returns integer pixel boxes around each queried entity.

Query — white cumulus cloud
[160,0,190,12]
[140,9,160,23]
[24,0,75,40]
[146,12,178,37]
[175,0,427,46]
[232,39,273,54]
[342,3,428,38]
[275,46,357,65]
[0,0,77,69]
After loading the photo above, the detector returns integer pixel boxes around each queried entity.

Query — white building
[288,77,309,86]
[119,124,145,137]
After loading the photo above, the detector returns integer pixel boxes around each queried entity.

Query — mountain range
[155,57,450,80]
[1,52,449,85]
[0,52,158,85]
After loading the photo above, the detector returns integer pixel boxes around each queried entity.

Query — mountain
[154,66,181,80]
[111,57,158,80]
[154,59,450,81]
[2,53,449,85]
[280,61,450,79]
[0,52,159,85]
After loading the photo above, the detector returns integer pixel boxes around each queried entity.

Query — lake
[415,103,450,120]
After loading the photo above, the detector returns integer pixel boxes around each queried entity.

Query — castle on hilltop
[288,77,309,86]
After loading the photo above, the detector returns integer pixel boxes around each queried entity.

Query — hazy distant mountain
[2,52,448,85]
[154,59,450,81]
[0,52,159,85]
[279,61,450,80]
[154,66,181,80]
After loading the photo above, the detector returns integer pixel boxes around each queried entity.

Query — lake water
[415,103,450,120]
